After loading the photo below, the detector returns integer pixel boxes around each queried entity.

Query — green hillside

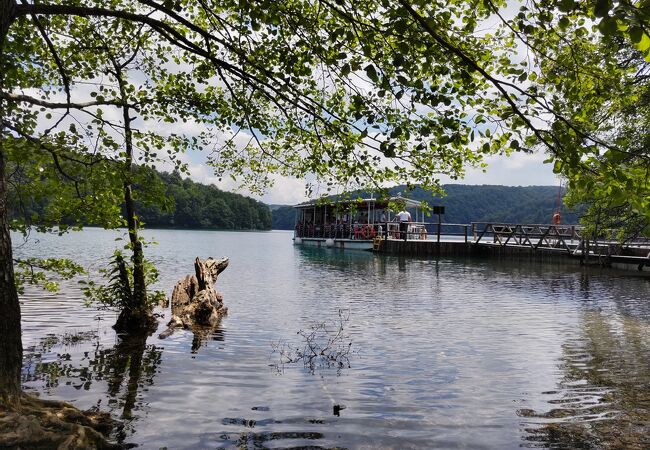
[271,185,580,230]
[138,171,272,230]
[10,168,272,231]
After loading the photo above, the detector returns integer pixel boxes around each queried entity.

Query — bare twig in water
[271,309,356,375]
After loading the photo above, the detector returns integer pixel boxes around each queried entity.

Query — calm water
[13,228,650,449]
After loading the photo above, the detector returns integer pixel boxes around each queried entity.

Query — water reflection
[213,411,344,449]
[189,324,225,354]
[295,246,379,273]
[294,245,443,287]
[216,429,331,449]
[158,305,225,355]
[520,307,650,448]
[23,330,162,443]
[22,330,99,391]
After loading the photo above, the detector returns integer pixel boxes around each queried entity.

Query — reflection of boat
[293,196,426,250]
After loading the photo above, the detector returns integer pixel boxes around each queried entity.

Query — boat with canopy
[293,196,427,250]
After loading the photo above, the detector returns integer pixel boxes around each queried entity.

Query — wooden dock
[374,222,650,272]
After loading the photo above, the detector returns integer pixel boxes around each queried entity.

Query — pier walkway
[375,222,650,271]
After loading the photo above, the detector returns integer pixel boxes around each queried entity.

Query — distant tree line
[138,171,272,230]
[272,185,581,230]
[9,169,272,231]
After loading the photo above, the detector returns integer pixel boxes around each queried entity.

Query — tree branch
[1,92,130,109]
[20,0,72,135]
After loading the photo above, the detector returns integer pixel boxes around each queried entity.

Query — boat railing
[294,222,473,241]
[294,223,384,240]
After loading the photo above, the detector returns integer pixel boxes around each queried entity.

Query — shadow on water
[22,330,162,444]
[294,245,377,270]
[519,273,650,449]
[214,430,345,450]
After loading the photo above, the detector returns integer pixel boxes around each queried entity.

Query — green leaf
[597,17,618,36]
[594,0,611,18]
[629,26,643,43]
[365,64,378,82]
[636,33,650,52]
[553,160,563,173]
[557,0,576,13]
[558,17,570,30]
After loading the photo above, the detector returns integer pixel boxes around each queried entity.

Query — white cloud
[441,150,559,186]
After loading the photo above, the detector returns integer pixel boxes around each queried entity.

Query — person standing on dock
[398,210,412,241]
[552,212,561,225]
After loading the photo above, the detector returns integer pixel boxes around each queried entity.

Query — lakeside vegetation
[11,175,578,232]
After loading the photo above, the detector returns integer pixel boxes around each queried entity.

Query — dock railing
[471,222,582,252]
[470,222,650,268]
[380,221,471,242]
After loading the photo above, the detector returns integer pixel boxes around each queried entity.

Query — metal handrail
[471,222,583,253]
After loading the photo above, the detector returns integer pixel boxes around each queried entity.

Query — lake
[13,228,650,449]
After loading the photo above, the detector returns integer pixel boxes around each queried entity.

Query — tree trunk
[124,184,146,308]
[0,0,14,47]
[0,0,23,407]
[113,181,152,332]
[0,141,23,408]
[112,57,151,332]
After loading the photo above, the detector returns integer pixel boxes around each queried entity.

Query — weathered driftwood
[159,257,228,339]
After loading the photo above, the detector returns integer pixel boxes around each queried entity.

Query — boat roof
[293,196,422,210]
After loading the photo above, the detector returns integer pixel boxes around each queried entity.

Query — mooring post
[437,213,441,243]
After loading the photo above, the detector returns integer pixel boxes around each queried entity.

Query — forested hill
[271,184,580,230]
[138,171,272,230]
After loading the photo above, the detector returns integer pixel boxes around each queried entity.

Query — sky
[181,148,560,206]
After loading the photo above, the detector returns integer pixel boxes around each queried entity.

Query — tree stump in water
[159,257,228,339]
